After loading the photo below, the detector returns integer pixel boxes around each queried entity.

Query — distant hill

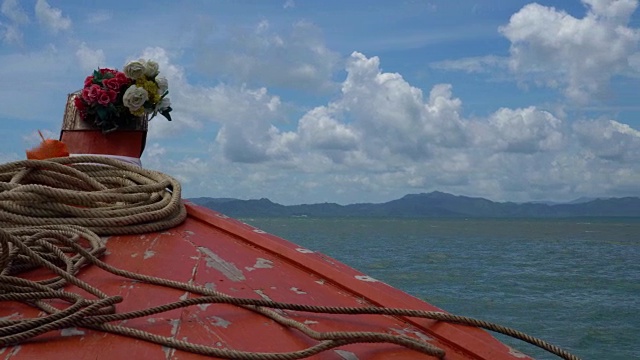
[188,197,238,206]
[188,192,640,218]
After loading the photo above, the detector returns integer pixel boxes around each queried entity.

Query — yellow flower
[131,107,146,116]
[137,77,159,104]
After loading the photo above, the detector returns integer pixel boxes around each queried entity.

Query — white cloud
[298,106,358,151]
[283,0,295,9]
[35,0,71,33]
[499,1,640,103]
[194,20,340,92]
[2,0,29,24]
[573,119,640,162]
[582,0,638,21]
[1,2,638,205]
[483,107,565,153]
[134,47,290,166]
[75,43,105,72]
[134,47,205,137]
[342,53,467,159]
[430,55,507,73]
[0,22,21,44]
[1,0,28,45]
[192,51,639,203]
[143,142,166,158]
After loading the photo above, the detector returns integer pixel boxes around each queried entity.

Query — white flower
[156,96,171,111]
[123,60,146,80]
[123,86,149,111]
[144,60,160,78]
[155,76,169,94]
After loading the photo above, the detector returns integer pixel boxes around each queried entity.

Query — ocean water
[241,217,640,360]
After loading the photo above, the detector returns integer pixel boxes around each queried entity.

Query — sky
[1,0,639,205]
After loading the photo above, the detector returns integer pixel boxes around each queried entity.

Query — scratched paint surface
[0,204,529,360]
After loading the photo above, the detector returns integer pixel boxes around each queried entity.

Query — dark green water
[241,217,640,360]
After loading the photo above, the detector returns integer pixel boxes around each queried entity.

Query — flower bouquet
[74,59,172,133]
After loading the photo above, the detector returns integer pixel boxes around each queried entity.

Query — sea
[240,217,640,360]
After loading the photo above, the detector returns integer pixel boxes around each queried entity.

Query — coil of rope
[0,156,581,360]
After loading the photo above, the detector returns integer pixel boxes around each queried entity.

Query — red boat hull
[1,202,530,360]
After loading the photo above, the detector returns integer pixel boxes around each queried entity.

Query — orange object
[26,130,70,160]
[1,202,534,360]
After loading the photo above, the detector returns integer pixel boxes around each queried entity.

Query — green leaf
[93,69,102,82]
[96,106,108,120]
[161,107,172,121]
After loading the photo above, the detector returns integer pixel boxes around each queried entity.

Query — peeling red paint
[0,203,534,360]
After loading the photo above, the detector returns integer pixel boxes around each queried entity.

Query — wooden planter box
[59,92,147,157]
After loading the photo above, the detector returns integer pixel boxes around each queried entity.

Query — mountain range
[188,191,640,218]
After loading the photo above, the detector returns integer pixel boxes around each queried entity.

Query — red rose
[82,84,101,104]
[107,89,117,103]
[74,96,88,119]
[99,68,117,76]
[84,76,94,88]
[81,88,90,102]
[103,77,121,91]
[74,96,86,111]
[114,72,130,86]
[97,89,114,106]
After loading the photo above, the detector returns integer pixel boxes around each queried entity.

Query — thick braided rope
[0,157,186,234]
[0,158,581,359]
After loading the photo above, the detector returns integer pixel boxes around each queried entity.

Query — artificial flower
[123,60,146,80]
[156,76,168,94]
[123,85,149,111]
[73,58,172,132]
[144,60,160,78]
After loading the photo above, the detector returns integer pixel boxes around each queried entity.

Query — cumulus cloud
[75,43,105,72]
[582,0,638,21]
[209,51,471,170]
[194,20,340,92]
[2,1,638,206]
[298,106,359,152]
[133,46,289,166]
[133,47,204,137]
[573,119,640,162]
[6,42,635,203]
[89,46,637,204]
[35,0,71,33]
[190,51,639,203]
[176,51,637,192]
[482,107,564,153]
[341,53,467,161]
[499,0,640,103]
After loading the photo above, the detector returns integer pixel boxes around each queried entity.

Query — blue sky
[1,0,639,205]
